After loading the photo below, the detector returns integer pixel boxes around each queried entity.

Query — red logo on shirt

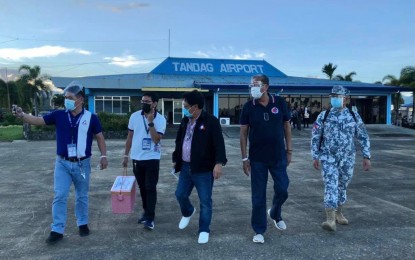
[271,107,279,114]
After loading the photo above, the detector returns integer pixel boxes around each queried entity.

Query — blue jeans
[175,162,213,233]
[51,156,91,234]
[250,160,289,234]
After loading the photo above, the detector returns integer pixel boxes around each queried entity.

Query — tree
[17,65,50,116]
[51,94,65,109]
[382,67,415,124]
[322,63,337,80]
[333,72,357,81]
[398,66,415,123]
[0,79,7,108]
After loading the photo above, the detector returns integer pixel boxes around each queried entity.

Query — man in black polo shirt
[240,74,292,244]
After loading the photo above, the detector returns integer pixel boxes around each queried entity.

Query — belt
[59,156,88,162]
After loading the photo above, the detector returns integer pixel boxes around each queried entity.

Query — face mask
[65,99,76,111]
[142,103,151,113]
[250,86,263,99]
[330,97,343,108]
[183,107,193,118]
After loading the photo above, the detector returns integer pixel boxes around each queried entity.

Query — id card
[67,144,77,157]
[142,138,151,150]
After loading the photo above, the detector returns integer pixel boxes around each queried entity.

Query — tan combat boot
[321,208,336,231]
[335,205,349,225]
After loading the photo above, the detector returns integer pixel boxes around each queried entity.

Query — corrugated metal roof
[51,57,410,95]
[195,75,410,94]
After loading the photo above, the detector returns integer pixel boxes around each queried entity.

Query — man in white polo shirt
[122,92,166,230]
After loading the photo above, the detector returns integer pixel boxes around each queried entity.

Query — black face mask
[142,103,151,113]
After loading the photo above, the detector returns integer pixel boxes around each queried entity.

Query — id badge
[67,144,77,157]
[142,138,151,150]
[154,143,160,153]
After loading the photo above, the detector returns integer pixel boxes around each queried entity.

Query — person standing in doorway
[13,81,108,245]
[311,85,371,232]
[122,92,166,230]
[172,90,227,244]
[303,106,310,128]
[240,74,292,244]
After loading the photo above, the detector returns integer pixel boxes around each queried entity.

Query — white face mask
[250,86,263,99]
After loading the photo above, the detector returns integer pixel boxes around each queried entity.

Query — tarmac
[0,124,414,260]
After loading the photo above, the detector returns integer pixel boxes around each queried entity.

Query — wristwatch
[148,122,154,127]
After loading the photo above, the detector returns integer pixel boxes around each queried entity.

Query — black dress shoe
[45,231,63,245]
[79,224,90,237]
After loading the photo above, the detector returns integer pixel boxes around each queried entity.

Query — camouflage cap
[331,85,349,95]
[64,81,84,96]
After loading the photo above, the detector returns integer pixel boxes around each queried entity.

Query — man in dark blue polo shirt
[240,74,292,244]
[13,81,108,245]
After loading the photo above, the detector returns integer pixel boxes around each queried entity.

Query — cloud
[230,53,252,60]
[193,46,267,60]
[254,52,266,59]
[104,55,150,67]
[0,46,92,61]
[192,51,210,58]
[97,2,149,13]
[230,50,266,60]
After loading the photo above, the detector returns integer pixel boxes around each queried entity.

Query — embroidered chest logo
[271,107,279,114]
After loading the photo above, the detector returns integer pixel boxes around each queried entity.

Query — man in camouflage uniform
[311,85,371,231]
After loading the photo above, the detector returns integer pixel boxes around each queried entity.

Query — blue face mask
[65,99,76,111]
[183,107,193,118]
[330,97,343,108]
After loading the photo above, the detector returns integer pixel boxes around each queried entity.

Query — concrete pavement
[0,125,414,259]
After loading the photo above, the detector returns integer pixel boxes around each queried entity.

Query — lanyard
[142,115,150,135]
[67,111,84,144]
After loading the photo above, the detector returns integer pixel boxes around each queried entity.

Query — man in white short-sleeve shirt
[123,92,166,230]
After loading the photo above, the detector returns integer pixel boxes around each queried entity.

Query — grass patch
[0,125,24,142]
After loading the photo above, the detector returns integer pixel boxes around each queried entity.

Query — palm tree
[0,79,7,108]
[398,66,415,123]
[383,73,406,124]
[333,72,357,81]
[51,94,65,109]
[17,65,50,116]
[322,63,337,80]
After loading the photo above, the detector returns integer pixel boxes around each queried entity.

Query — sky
[0,0,414,88]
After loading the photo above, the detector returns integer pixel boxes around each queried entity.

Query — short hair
[142,92,159,102]
[183,90,204,109]
[252,74,269,85]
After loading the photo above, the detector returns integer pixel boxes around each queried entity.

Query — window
[218,94,248,124]
[95,96,131,114]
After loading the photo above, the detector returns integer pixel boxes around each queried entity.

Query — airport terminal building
[52,57,407,125]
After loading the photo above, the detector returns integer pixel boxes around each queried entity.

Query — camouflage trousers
[321,157,355,209]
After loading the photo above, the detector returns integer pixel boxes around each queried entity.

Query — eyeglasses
[264,112,269,121]
[141,100,153,104]
[249,83,263,88]
[329,94,344,98]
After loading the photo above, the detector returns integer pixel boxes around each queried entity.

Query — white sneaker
[276,220,287,230]
[178,208,196,229]
[253,234,264,244]
[268,209,287,230]
[198,232,209,244]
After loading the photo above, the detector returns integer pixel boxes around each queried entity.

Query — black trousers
[303,118,310,128]
[132,159,160,220]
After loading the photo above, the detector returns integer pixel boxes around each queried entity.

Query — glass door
[173,100,183,124]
